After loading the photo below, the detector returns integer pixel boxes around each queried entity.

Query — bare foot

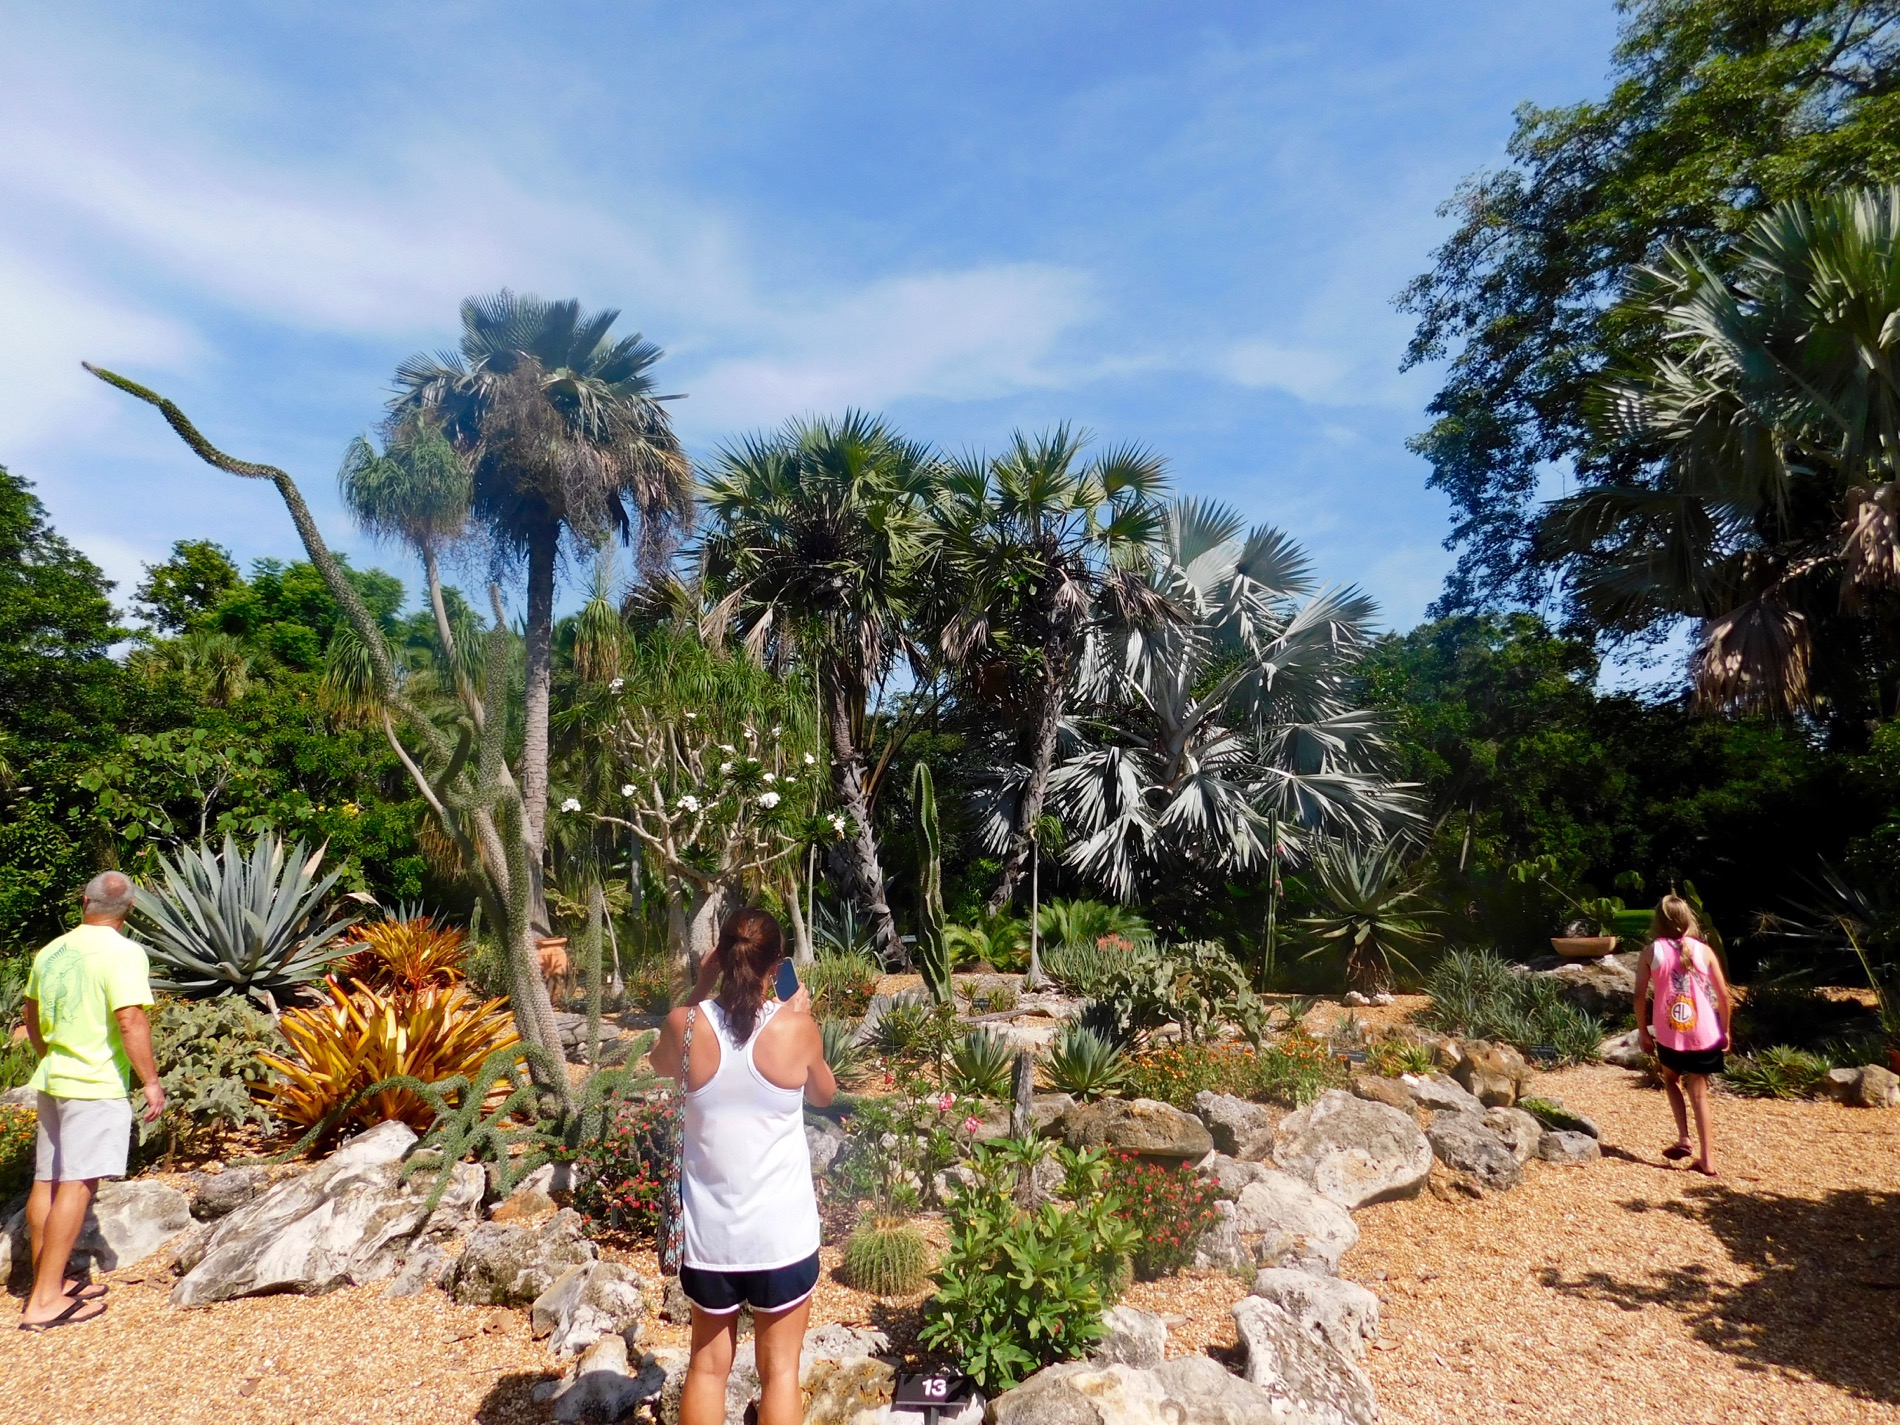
[20,1294,107,1330]
[1693,1160,1720,1177]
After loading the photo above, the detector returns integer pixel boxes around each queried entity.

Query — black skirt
[1655,1042,1726,1076]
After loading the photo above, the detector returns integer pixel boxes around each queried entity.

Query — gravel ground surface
[8,1036,1898,1423]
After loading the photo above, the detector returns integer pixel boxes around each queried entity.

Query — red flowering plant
[566,1094,679,1237]
[1100,1152,1222,1280]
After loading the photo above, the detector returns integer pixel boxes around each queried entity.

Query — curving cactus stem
[912,762,953,1005]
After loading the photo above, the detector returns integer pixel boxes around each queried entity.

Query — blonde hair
[1649,894,1698,943]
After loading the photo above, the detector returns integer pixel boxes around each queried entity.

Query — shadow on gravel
[1536,1185,1900,1404]
[474,1370,558,1424]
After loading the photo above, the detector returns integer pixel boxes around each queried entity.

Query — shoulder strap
[680,1005,697,1086]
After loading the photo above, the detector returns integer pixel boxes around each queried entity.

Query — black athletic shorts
[679,1250,821,1316]
[1656,1042,1726,1076]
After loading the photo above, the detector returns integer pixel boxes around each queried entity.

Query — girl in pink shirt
[1633,894,1732,1176]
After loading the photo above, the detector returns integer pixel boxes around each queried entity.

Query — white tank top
[680,999,821,1271]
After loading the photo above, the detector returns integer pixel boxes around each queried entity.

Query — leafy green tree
[132,540,242,633]
[391,291,691,940]
[934,426,1168,913]
[700,412,943,966]
[1403,0,1900,612]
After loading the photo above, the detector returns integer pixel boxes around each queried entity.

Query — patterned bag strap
[681,1004,698,1085]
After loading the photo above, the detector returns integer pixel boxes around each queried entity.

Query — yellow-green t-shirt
[26,924,154,1099]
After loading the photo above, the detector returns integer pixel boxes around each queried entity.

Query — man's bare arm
[23,997,44,1058]
[114,1005,166,1123]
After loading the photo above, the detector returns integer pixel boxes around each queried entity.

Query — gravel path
[7,1060,1898,1424]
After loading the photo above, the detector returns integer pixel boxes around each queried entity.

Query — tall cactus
[912,762,953,1005]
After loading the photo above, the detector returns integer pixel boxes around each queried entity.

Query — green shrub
[947,1028,1014,1099]
[0,1037,35,1093]
[807,947,878,1020]
[833,1093,983,1212]
[963,980,1019,1014]
[945,914,1029,973]
[1046,1023,1131,1101]
[131,833,356,1004]
[919,1140,1138,1392]
[1365,1034,1436,1079]
[1124,1031,1345,1108]
[841,1217,930,1295]
[1425,949,1602,1063]
[0,1104,34,1202]
[1101,1151,1222,1280]
[1088,941,1270,1045]
[1722,1046,1836,1099]
[140,995,283,1163]
[568,1093,679,1236]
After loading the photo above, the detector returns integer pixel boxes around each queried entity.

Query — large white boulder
[1250,1267,1380,1360]
[1231,1169,1360,1273]
[1272,1090,1432,1209]
[1231,1296,1378,1425]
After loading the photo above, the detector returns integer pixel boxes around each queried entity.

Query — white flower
[718,743,736,755]
[771,725,782,736]
[802,752,816,766]
[677,794,701,813]
[743,727,758,741]
[757,791,782,810]
[684,711,698,720]
[719,761,733,775]
[763,772,777,784]
[608,678,624,693]
[560,797,582,813]
[619,783,635,797]
[784,775,797,784]
[746,756,759,765]
[829,813,848,834]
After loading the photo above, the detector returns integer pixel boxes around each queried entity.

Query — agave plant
[947,1028,1016,1099]
[820,1017,868,1085]
[133,834,358,1006]
[1045,1022,1130,1101]
[1296,840,1439,995]
[258,979,521,1134]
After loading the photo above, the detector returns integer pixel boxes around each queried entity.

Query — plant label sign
[894,1370,975,1423]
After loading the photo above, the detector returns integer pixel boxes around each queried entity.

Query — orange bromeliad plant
[258,978,520,1135]
[336,916,469,996]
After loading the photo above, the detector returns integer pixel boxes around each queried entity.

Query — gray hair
[83,870,137,917]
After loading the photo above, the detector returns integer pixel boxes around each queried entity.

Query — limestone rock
[1095,1304,1169,1370]
[1822,1066,1861,1102]
[1232,1170,1360,1273]
[1031,1093,1077,1137]
[548,1334,666,1422]
[1272,1090,1432,1209]
[1399,1073,1483,1116]
[1249,1267,1379,1360]
[807,1121,845,1175]
[1230,1296,1378,1425]
[1537,1129,1601,1165]
[658,1324,892,1425]
[446,1207,597,1307]
[1191,1199,1251,1271]
[1198,1152,1273,1199]
[1849,1064,1900,1108]
[987,1361,1170,1425]
[1062,1097,1214,1161]
[1426,1111,1522,1191]
[190,1167,267,1221]
[1348,1076,1416,1115]
[1190,1091,1275,1160]
[1151,1355,1293,1425]
[173,1123,484,1306]
[492,1187,558,1222]
[1524,951,1638,1018]
[512,1161,577,1199]
[384,1240,446,1298]
[4,1178,193,1286]
[1448,1039,1528,1107]
[1598,1028,1650,1070]
[1482,1106,1543,1164]
[532,1260,649,1356]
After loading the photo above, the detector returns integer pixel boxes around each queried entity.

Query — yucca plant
[133,833,357,1007]
[1045,1023,1130,1101]
[947,1028,1015,1099]
[840,1216,930,1295]
[820,1018,868,1085]
[338,916,469,996]
[258,979,521,1134]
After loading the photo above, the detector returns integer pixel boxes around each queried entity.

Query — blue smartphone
[775,959,800,1002]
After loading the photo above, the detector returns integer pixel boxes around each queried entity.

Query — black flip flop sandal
[19,1297,107,1332]
[1662,1145,1692,1161]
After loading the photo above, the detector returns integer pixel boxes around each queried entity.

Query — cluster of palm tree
[93,285,1413,1062]
[1550,186,1900,723]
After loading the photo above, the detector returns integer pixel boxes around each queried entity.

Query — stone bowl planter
[1550,935,1620,959]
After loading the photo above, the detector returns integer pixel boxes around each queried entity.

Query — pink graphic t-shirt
[1649,937,1723,1052]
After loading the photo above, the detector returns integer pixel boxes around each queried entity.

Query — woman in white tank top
[651,909,837,1425]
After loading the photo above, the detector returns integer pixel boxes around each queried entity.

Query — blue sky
[0,1,1623,630]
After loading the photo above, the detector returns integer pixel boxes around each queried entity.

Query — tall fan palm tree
[699,411,940,966]
[1052,498,1405,899]
[935,426,1169,913]
[1548,187,1900,719]
[390,292,691,934]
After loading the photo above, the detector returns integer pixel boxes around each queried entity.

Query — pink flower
[963,1115,983,1136]
[935,1092,956,1113]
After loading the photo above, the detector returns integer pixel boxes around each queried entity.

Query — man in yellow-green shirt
[19,870,164,1332]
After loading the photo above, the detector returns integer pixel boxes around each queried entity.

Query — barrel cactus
[840,1216,930,1296]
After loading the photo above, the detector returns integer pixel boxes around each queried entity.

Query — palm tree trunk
[522,522,557,940]
[825,680,906,967]
[989,651,1065,913]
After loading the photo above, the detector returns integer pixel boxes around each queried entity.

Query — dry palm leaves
[1692,596,1812,715]
[1840,481,1900,606]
